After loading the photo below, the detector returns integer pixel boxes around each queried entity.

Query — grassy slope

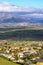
[0,27,43,41]
[0,57,20,65]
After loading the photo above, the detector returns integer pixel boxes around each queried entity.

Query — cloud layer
[0,2,43,28]
[0,2,38,12]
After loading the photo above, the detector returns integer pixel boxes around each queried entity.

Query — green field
[0,57,20,65]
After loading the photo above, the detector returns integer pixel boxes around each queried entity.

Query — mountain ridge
[0,2,43,28]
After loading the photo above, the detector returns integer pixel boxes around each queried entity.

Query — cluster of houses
[0,41,43,65]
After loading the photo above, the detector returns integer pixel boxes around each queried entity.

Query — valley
[0,1,43,65]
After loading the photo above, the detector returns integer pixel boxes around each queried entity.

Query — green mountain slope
[0,28,43,41]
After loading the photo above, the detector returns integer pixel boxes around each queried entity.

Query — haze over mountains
[0,2,43,28]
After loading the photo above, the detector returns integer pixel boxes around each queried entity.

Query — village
[0,40,43,65]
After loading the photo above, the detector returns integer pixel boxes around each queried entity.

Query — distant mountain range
[0,2,43,28]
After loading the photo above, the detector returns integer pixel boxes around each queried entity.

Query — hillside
[0,28,43,41]
[0,11,43,28]
[0,57,20,65]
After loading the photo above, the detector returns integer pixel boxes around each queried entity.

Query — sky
[0,0,43,8]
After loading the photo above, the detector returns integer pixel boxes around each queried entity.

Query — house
[18,52,24,58]
[10,56,16,61]
[31,57,36,61]
[6,48,11,53]
[37,47,41,50]
[23,50,37,56]
[6,50,10,53]
[38,43,42,47]
[22,47,29,51]
[36,59,43,63]
[24,51,31,56]
[14,47,19,50]
[18,59,24,63]
[24,59,32,65]
[18,52,24,63]
[8,55,12,59]
[8,54,16,61]
[2,53,8,58]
